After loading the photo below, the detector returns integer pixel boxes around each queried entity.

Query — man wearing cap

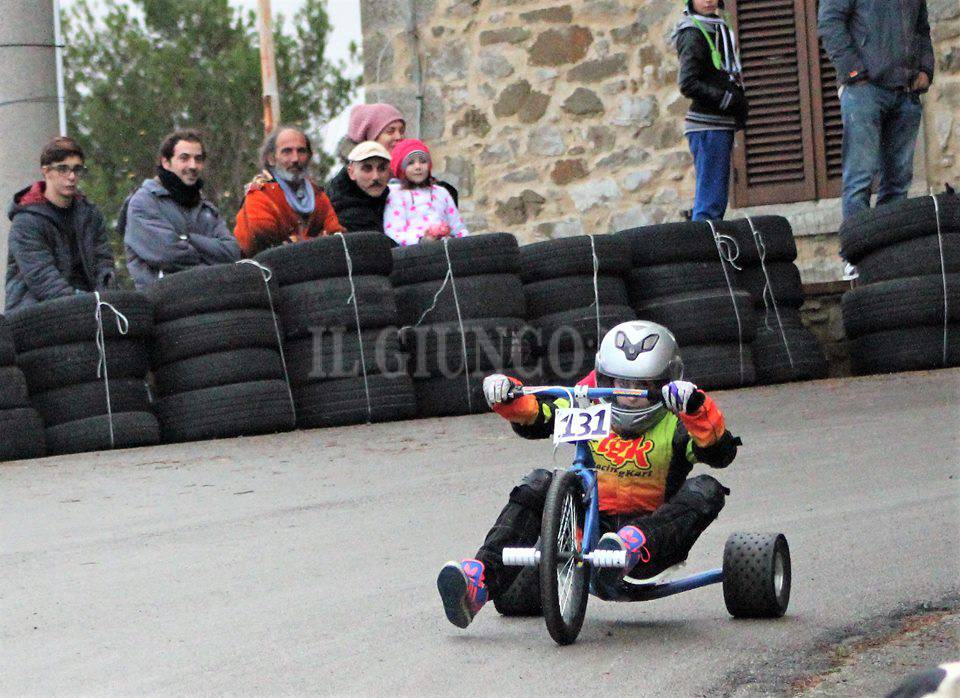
[234,125,344,256]
[327,141,392,234]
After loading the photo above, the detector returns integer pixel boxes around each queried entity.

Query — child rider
[437,320,741,629]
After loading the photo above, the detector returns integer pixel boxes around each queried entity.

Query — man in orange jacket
[234,125,343,256]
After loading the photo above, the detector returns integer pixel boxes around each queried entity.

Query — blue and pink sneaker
[437,559,488,628]
[593,526,651,598]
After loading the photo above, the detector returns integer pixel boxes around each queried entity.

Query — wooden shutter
[728,0,843,207]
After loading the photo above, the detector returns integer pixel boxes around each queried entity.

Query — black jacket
[326,166,389,234]
[675,24,748,129]
[818,0,934,90]
[5,182,115,312]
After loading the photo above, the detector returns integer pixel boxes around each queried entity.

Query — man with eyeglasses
[326,141,392,235]
[123,129,240,289]
[4,136,116,312]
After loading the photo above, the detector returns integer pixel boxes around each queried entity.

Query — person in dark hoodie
[673,0,747,222]
[123,129,240,290]
[5,137,115,312]
[326,141,392,234]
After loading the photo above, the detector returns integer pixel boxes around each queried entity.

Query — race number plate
[553,404,612,444]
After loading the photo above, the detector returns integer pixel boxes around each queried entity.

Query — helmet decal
[615,331,660,361]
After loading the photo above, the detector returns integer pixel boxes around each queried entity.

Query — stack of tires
[839,191,960,374]
[723,217,827,385]
[255,233,416,428]
[150,264,296,442]
[9,292,158,455]
[0,314,45,461]
[617,221,758,390]
[392,234,531,417]
[519,235,635,384]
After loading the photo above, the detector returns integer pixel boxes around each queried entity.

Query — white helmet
[595,320,683,437]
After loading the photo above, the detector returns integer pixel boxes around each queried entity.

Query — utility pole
[257,0,281,135]
[0,1,60,309]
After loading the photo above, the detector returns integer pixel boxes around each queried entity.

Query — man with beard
[234,125,344,256]
[327,141,392,234]
[124,129,240,289]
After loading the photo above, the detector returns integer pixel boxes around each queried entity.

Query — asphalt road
[2,369,958,695]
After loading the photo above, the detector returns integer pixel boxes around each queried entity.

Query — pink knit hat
[347,103,406,143]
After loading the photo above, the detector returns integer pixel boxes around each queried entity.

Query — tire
[722,532,791,618]
[254,231,394,286]
[45,411,160,455]
[493,565,543,617]
[850,325,960,375]
[280,276,398,340]
[842,274,960,339]
[857,233,960,285]
[17,340,150,393]
[839,191,960,263]
[518,235,631,283]
[156,380,295,443]
[524,276,629,320]
[413,372,489,418]
[638,290,757,345]
[390,233,519,286]
[531,305,636,353]
[752,315,827,384]
[395,274,525,327]
[401,318,535,377]
[679,344,757,390]
[8,291,153,353]
[292,374,417,428]
[736,263,804,309]
[0,315,15,366]
[540,470,590,646]
[0,407,46,461]
[153,309,281,366]
[616,219,794,267]
[627,262,729,304]
[528,350,596,385]
[31,378,151,427]
[285,329,404,386]
[150,263,279,322]
[155,348,284,396]
[0,366,30,409]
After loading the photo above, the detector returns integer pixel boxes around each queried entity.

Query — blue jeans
[840,82,923,220]
[687,129,735,221]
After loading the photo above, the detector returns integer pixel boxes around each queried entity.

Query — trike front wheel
[539,470,589,645]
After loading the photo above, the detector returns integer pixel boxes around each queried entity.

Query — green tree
[63,0,359,250]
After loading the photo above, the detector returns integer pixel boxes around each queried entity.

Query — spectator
[819,0,934,278]
[384,139,468,246]
[336,102,459,205]
[124,129,240,289]
[327,141,392,233]
[234,125,343,256]
[5,137,115,312]
[673,0,747,222]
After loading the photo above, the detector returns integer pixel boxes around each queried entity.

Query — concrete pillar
[0,1,59,310]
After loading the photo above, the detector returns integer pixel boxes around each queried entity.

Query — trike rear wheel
[722,532,791,618]
[539,470,589,645]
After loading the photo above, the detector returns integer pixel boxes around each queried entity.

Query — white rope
[587,235,602,342]
[93,292,129,449]
[334,234,373,422]
[707,220,747,383]
[931,195,950,366]
[235,259,297,421]
[746,216,795,370]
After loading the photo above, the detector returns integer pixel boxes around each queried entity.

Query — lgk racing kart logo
[595,434,654,470]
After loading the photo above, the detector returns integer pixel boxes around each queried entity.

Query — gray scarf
[271,167,316,217]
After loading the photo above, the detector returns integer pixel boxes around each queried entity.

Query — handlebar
[507,385,653,401]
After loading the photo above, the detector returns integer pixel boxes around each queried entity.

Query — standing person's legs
[687,129,735,221]
[840,82,884,220]
[876,92,923,207]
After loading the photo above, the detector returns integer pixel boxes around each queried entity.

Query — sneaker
[437,559,488,628]
[842,262,859,281]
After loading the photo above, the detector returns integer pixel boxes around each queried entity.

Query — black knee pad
[673,474,729,518]
[508,468,553,512]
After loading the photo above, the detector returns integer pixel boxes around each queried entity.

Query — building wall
[360,0,960,282]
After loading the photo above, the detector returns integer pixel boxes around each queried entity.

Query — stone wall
[360,0,960,269]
